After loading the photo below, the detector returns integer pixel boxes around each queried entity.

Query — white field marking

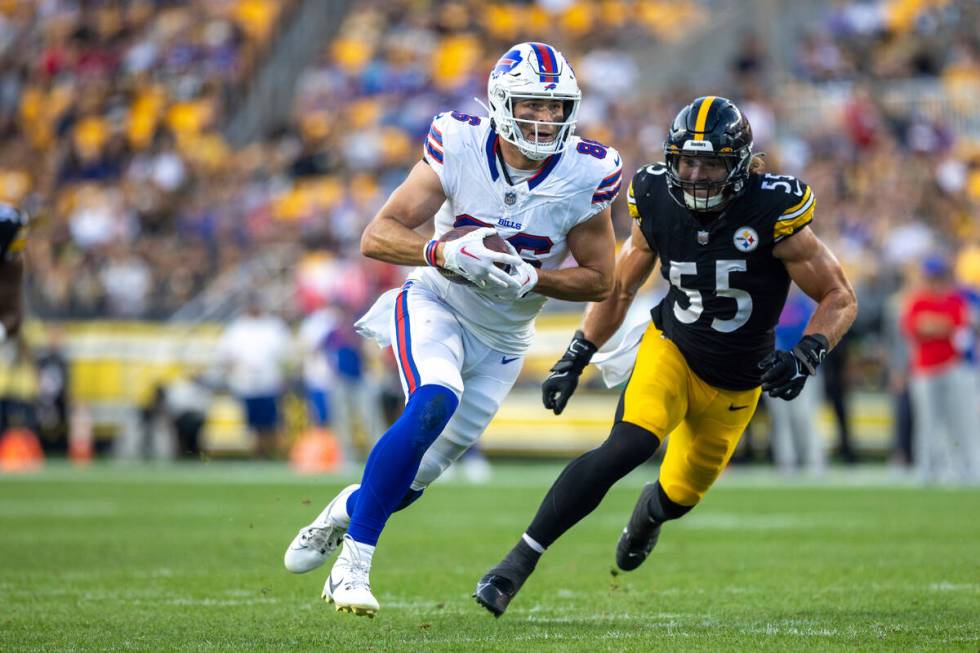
[586,511,866,531]
[147,597,280,607]
[929,582,980,592]
[392,629,693,645]
[5,461,974,491]
[4,587,282,607]
[744,623,841,638]
[0,498,118,517]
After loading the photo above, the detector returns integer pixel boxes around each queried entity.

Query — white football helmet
[486,42,581,161]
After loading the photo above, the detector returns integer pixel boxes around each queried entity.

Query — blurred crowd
[0,0,979,474]
[0,0,294,318]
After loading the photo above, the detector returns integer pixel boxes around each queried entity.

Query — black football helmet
[664,96,753,212]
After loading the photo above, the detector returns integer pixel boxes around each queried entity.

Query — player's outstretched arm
[760,226,857,400]
[360,161,449,267]
[773,226,857,349]
[531,206,616,302]
[580,219,658,349]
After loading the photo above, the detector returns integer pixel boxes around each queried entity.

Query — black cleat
[473,573,518,617]
[615,483,663,572]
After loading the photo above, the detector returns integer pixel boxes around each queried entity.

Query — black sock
[525,422,660,549]
[647,482,693,523]
[488,538,541,589]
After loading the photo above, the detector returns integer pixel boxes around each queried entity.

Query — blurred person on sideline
[216,298,292,459]
[766,287,825,475]
[297,304,339,430]
[0,204,28,343]
[322,307,383,465]
[901,255,976,483]
[821,329,857,463]
[164,373,215,459]
[34,326,71,454]
[882,278,914,468]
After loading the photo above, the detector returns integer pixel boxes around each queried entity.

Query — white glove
[486,242,539,301]
[441,227,522,290]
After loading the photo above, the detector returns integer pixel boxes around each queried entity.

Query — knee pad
[648,481,694,523]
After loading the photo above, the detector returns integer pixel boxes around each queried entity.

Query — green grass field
[1,462,977,652]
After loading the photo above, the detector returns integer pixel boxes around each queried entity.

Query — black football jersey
[628,164,815,390]
[0,204,27,262]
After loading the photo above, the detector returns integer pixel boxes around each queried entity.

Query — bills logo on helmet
[733,227,759,252]
[491,49,523,78]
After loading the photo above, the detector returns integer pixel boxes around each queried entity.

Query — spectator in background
[882,278,914,468]
[164,373,214,459]
[901,255,977,484]
[216,298,291,459]
[822,329,857,464]
[298,304,338,432]
[766,288,825,475]
[323,308,381,464]
[34,325,70,454]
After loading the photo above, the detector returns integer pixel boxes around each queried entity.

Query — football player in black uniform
[475,96,857,617]
[0,204,28,342]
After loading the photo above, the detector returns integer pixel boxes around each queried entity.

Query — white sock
[329,485,358,526]
[341,534,376,567]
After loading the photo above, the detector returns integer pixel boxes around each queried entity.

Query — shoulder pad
[626,163,667,221]
[589,144,623,205]
[752,173,815,242]
[423,111,487,167]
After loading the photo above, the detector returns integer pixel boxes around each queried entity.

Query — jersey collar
[485,127,562,190]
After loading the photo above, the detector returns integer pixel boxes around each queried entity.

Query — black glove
[758,334,829,401]
[542,330,598,415]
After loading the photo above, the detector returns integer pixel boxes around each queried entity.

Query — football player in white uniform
[283,42,623,616]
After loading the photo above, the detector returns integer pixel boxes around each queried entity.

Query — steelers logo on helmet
[733,226,759,252]
[664,96,753,213]
[485,42,581,161]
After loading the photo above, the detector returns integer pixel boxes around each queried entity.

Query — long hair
[749,153,767,174]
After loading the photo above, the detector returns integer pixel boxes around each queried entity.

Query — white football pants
[357,281,524,489]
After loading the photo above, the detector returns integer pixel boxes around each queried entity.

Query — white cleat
[322,535,379,618]
[284,483,359,574]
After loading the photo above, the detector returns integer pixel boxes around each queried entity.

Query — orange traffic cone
[289,428,342,474]
[0,427,45,473]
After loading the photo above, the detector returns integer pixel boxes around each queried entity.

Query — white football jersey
[410,111,622,354]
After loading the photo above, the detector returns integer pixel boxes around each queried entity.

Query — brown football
[436,225,512,284]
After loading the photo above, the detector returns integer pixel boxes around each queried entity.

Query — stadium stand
[0,0,977,460]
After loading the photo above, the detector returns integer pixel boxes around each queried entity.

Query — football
[436,226,512,284]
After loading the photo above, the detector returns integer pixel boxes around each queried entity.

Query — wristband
[423,240,439,267]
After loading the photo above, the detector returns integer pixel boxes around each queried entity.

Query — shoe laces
[338,540,372,591]
[300,525,334,551]
[344,559,371,591]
